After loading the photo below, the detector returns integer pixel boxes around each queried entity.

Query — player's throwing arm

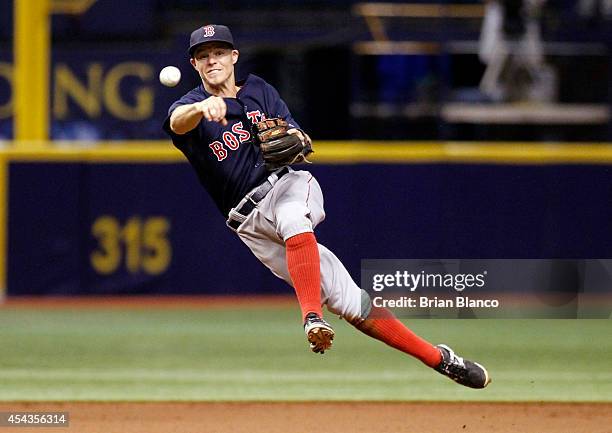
[170,96,228,134]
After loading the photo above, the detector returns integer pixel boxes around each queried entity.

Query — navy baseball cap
[189,24,234,57]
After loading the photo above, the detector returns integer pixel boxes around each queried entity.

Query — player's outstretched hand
[197,96,228,126]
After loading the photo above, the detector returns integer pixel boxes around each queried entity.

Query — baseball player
[163,24,491,389]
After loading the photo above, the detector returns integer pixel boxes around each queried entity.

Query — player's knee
[276,203,314,241]
[323,285,370,325]
[343,290,372,325]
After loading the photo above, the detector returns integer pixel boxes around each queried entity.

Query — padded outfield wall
[1,141,611,296]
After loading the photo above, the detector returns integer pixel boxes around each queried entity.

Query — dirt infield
[1,402,611,433]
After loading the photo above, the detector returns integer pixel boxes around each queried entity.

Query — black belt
[227,167,289,231]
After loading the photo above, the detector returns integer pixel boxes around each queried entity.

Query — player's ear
[190,58,197,69]
[232,49,239,65]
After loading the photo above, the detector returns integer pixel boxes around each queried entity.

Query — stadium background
[0,1,611,432]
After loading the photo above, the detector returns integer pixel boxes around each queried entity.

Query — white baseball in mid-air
[159,66,181,87]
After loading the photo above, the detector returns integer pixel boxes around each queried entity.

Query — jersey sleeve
[162,90,203,148]
[166,90,203,116]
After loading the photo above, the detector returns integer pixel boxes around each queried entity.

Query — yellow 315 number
[90,216,172,275]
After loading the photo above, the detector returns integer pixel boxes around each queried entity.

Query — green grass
[0,306,610,401]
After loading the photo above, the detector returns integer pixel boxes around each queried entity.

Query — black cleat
[303,313,335,354]
[435,344,491,389]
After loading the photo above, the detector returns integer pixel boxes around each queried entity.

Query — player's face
[191,43,239,88]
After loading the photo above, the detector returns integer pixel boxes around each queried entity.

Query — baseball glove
[253,118,313,171]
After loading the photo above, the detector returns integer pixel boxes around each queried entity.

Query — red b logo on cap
[203,25,215,37]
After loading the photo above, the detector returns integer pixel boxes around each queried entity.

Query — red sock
[285,232,323,320]
[354,308,441,367]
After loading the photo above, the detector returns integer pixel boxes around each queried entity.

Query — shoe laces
[440,349,468,379]
[304,313,328,327]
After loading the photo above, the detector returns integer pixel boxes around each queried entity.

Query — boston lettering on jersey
[163,74,300,217]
